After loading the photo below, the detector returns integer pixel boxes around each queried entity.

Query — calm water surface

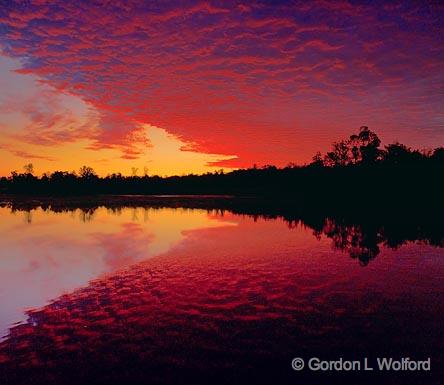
[0,203,443,384]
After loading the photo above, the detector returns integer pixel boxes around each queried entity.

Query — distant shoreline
[1,192,442,217]
[1,128,443,208]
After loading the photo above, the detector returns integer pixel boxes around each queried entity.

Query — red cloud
[0,1,442,167]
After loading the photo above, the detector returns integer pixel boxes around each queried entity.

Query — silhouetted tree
[432,147,444,160]
[349,126,381,164]
[311,152,323,167]
[79,166,97,179]
[322,126,382,166]
[324,140,350,167]
[23,163,34,175]
[383,142,412,164]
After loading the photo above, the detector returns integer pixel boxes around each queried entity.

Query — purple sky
[0,0,443,172]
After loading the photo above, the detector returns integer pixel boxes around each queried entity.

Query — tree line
[1,127,443,207]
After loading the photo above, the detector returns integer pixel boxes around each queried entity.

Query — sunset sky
[0,1,442,176]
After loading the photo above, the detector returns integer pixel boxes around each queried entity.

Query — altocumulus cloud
[0,0,443,166]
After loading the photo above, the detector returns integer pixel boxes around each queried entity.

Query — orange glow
[0,56,236,177]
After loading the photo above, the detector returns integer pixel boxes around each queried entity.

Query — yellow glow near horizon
[0,55,236,177]
[0,124,237,177]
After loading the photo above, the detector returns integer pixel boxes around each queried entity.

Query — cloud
[0,61,100,147]
[0,142,55,161]
[0,0,442,167]
[8,149,56,161]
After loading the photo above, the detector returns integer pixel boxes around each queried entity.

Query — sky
[0,0,443,176]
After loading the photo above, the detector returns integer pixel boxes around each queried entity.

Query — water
[0,201,443,384]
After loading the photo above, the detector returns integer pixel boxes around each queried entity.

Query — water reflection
[0,205,235,337]
[0,199,443,384]
[3,199,443,266]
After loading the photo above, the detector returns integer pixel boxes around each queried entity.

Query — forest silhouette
[1,127,443,211]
